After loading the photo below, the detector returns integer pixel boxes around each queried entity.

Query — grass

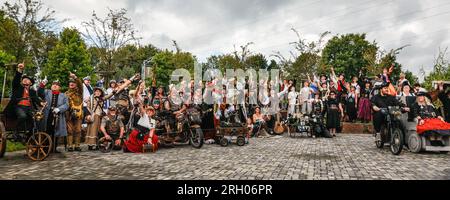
[6,140,26,152]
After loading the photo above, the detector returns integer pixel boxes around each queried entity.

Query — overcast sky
[3,0,450,80]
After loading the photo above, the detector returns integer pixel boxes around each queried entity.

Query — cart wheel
[97,137,112,153]
[408,133,423,153]
[390,128,404,155]
[236,136,246,146]
[0,122,6,158]
[220,138,229,147]
[26,132,52,161]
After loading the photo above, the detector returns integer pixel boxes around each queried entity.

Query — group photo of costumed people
[2,62,450,155]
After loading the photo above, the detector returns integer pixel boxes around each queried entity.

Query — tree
[82,8,140,82]
[2,0,59,71]
[267,60,279,71]
[244,54,268,70]
[273,29,330,80]
[404,70,418,86]
[321,33,377,79]
[44,28,93,91]
[423,47,450,90]
[0,50,15,100]
[112,44,160,81]
[151,49,196,86]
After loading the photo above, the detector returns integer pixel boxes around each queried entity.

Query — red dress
[124,129,158,153]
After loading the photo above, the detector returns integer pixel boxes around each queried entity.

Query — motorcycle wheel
[189,127,204,149]
[390,128,404,155]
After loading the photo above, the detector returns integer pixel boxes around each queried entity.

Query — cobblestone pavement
[1,134,449,180]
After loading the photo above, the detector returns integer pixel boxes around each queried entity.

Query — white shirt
[83,84,93,107]
[299,87,313,102]
[137,113,156,130]
[288,91,298,105]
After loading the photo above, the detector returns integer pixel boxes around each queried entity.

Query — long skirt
[346,101,357,122]
[123,129,158,153]
[357,97,372,121]
[326,108,340,129]
[85,115,101,146]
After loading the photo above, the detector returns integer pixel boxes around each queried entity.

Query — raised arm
[388,64,394,75]
[104,74,141,100]
[13,63,25,89]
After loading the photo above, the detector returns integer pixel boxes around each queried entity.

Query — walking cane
[52,111,60,152]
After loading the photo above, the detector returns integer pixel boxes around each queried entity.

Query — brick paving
[0,134,449,180]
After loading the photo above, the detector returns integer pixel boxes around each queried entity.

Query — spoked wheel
[0,122,6,158]
[97,137,113,153]
[189,127,204,149]
[408,133,423,153]
[236,136,246,146]
[390,128,404,155]
[26,132,52,161]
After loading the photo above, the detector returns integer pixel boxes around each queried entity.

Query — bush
[6,140,26,152]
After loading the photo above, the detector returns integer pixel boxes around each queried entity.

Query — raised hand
[18,63,25,70]
[130,74,141,82]
[69,72,77,78]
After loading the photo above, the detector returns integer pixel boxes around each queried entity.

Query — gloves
[53,108,60,114]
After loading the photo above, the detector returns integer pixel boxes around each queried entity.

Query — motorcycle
[286,114,312,138]
[309,113,332,138]
[375,106,406,155]
[155,108,204,149]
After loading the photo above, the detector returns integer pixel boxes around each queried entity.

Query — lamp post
[141,59,152,82]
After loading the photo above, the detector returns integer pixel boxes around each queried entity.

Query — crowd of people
[3,63,450,153]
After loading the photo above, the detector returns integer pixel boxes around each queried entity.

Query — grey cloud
[1,0,449,78]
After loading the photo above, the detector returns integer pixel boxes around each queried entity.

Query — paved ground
[0,134,449,180]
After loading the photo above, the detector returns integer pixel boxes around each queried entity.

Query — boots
[53,137,61,153]
[74,135,81,152]
[67,136,74,152]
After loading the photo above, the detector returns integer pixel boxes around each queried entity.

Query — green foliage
[6,140,26,152]
[288,52,320,81]
[267,60,279,70]
[403,70,418,86]
[151,49,196,86]
[0,50,15,101]
[244,54,268,70]
[274,30,330,81]
[423,48,450,90]
[111,44,160,81]
[321,33,378,79]
[44,28,93,91]
[217,54,242,72]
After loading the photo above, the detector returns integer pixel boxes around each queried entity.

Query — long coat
[4,70,42,118]
[38,88,69,137]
